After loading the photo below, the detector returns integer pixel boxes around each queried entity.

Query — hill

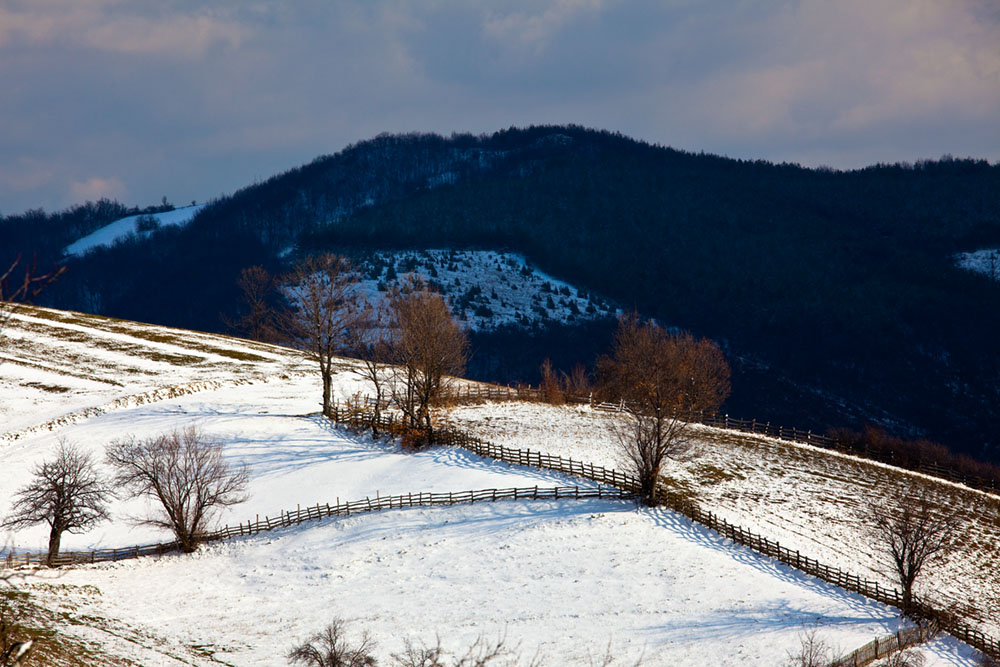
[0,307,995,665]
[4,126,1000,461]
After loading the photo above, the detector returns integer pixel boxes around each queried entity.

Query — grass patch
[691,462,746,486]
[21,382,71,394]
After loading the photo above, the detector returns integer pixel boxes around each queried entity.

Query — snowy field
[0,308,989,665]
[63,204,206,257]
[443,402,1000,638]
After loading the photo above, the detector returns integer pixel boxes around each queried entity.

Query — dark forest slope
[5,127,999,459]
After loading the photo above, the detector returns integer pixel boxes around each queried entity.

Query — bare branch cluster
[288,618,377,667]
[784,625,836,667]
[348,300,395,436]
[106,427,249,552]
[0,254,66,339]
[227,265,285,342]
[290,621,554,667]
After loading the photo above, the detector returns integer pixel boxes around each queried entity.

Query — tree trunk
[322,371,332,416]
[46,525,62,567]
[902,584,914,618]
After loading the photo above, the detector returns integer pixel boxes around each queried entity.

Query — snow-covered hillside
[351,249,616,330]
[956,248,1000,282]
[63,204,206,257]
[443,402,1000,641]
[0,309,989,665]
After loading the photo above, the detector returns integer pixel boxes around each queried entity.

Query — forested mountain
[4,126,999,461]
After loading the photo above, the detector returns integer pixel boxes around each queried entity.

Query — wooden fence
[2,485,634,570]
[828,622,939,667]
[440,384,999,494]
[329,408,1000,660]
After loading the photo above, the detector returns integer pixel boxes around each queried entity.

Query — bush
[399,427,432,451]
[134,214,160,233]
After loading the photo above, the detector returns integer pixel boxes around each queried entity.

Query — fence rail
[329,408,1000,660]
[439,385,999,494]
[2,485,634,570]
[828,622,939,667]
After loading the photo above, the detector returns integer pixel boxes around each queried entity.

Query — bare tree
[389,285,468,442]
[282,255,361,416]
[784,625,835,667]
[2,441,113,566]
[596,314,730,505]
[348,300,394,436]
[106,427,249,553]
[227,265,284,342]
[0,254,65,339]
[863,485,960,618]
[288,619,377,667]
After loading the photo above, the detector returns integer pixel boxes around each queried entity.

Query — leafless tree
[288,619,377,667]
[106,427,249,553]
[784,625,835,667]
[862,485,960,617]
[389,284,468,443]
[596,314,730,505]
[227,265,283,342]
[348,300,394,436]
[282,254,361,416]
[0,254,65,340]
[2,441,113,566]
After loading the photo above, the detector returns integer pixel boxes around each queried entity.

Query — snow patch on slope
[352,249,616,331]
[955,248,1000,281]
[64,204,206,257]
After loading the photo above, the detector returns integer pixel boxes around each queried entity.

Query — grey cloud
[0,0,997,214]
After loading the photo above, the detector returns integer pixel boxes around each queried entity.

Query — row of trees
[235,254,469,442]
[2,428,248,565]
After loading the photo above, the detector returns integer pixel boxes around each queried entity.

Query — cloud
[0,1,249,57]
[483,0,607,52]
[70,176,126,203]
[1,0,998,213]
[670,0,1000,152]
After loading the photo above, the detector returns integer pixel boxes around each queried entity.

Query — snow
[0,308,990,665]
[442,401,1000,641]
[63,204,206,257]
[351,249,616,330]
[955,248,1000,281]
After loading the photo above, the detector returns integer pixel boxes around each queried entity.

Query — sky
[1,0,998,214]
